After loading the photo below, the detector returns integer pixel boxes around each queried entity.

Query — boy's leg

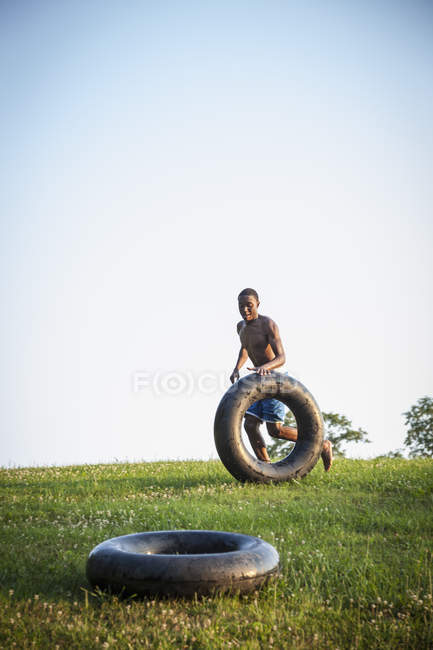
[321,440,333,471]
[266,422,333,471]
[244,414,270,462]
[266,421,297,442]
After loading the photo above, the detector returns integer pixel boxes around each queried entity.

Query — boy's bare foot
[321,440,333,472]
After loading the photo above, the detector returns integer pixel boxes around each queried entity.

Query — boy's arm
[247,319,286,375]
[230,346,249,383]
[230,321,248,383]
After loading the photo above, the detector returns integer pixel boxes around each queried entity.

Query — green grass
[1,458,432,648]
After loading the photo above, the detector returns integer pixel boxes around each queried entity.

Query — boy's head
[238,288,260,322]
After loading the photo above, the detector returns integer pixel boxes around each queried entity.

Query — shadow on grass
[1,472,236,495]
[0,564,90,602]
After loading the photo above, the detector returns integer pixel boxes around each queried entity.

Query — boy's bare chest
[240,325,268,351]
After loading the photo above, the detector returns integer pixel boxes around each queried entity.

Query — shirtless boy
[230,288,333,471]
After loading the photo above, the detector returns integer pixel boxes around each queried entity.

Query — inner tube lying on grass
[214,372,324,483]
[86,530,279,597]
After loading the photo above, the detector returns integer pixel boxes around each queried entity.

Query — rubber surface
[86,530,279,597]
[214,372,324,483]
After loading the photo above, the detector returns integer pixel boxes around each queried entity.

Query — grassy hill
[1,458,432,648]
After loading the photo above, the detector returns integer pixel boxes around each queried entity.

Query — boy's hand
[247,366,271,376]
[230,369,240,384]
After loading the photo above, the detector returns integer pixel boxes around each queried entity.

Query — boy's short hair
[238,288,259,301]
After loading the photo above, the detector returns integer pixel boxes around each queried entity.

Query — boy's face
[238,295,259,322]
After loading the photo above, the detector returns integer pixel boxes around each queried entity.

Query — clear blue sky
[1,1,432,466]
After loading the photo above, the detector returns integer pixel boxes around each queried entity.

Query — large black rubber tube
[214,372,324,483]
[86,530,279,597]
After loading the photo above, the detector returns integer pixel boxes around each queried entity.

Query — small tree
[403,396,433,457]
[321,412,370,455]
[267,410,370,458]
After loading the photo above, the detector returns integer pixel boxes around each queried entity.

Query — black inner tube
[214,372,324,483]
[86,530,280,597]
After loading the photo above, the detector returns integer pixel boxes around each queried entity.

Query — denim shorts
[245,398,286,423]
